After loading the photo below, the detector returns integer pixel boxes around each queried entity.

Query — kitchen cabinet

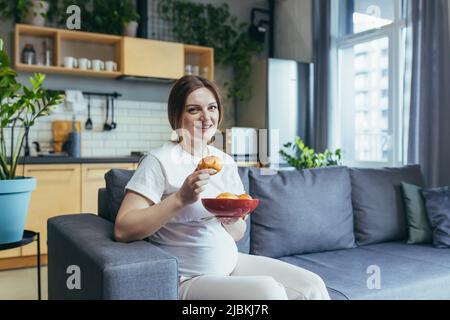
[81,163,135,214]
[21,164,81,256]
[15,24,122,78]
[0,161,137,269]
[121,37,184,79]
[14,24,215,81]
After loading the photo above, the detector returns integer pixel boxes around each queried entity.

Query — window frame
[330,0,407,168]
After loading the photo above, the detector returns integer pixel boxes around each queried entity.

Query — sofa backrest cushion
[350,165,425,246]
[104,169,135,223]
[98,188,110,221]
[236,167,251,254]
[248,166,356,258]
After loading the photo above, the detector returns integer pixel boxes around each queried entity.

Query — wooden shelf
[184,44,214,80]
[15,24,123,78]
[14,24,215,81]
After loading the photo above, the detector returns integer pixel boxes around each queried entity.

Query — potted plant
[0,38,63,244]
[24,0,49,26]
[122,0,140,37]
[0,0,49,26]
[280,136,342,170]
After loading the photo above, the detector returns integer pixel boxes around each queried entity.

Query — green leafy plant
[0,0,34,22]
[48,0,139,35]
[280,136,342,170]
[157,0,264,102]
[0,39,63,180]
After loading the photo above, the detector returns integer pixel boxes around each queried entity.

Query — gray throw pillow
[350,165,425,246]
[104,169,134,223]
[422,187,450,248]
[401,182,432,244]
[248,166,356,258]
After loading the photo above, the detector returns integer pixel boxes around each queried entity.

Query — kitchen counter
[13,156,142,165]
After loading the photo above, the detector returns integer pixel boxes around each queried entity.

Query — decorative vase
[0,177,36,244]
[24,0,49,27]
[123,21,139,37]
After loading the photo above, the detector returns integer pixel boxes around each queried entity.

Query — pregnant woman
[114,75,330,300]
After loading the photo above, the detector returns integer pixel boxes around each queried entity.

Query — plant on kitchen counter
[280,136,342,170]
[0,39,63,179]
[157,0,263,102]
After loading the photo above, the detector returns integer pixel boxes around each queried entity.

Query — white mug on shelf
[91,59,105,71]
[78,58,91,70]
[105,61,117,72]
[63,56,77,69]
[192,65,200,76]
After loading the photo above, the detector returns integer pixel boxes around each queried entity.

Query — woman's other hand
[218,215,249,225]
[176,169,217,206]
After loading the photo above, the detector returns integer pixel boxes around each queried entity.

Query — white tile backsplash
[5,99,172,157]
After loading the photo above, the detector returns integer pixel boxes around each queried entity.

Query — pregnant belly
[149,220,238,277]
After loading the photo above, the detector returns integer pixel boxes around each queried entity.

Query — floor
[0,266,48,300]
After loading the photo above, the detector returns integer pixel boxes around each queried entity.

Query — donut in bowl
[216,192,239,199]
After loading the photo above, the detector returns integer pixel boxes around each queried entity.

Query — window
[331,0,407,167]
[341,0,395,35]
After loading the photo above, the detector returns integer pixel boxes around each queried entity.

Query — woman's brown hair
[167,75,223,143]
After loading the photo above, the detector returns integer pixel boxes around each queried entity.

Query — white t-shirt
[124,141,246,278]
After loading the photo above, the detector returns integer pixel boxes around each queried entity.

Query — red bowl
[201,198,260,218]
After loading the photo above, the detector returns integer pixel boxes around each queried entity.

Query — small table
[0,231,41,300]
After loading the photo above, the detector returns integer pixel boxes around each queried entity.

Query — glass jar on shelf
[185,64,192,75]
[192,65,200,76]
[21,44,36,65]
[201,66,210,79]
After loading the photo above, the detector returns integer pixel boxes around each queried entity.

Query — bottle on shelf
[42,40,51,66]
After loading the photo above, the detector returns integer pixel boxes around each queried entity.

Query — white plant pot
[24,0,49,27]
[123,21,139,37]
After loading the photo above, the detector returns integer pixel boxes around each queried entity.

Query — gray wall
[274,0,313,62]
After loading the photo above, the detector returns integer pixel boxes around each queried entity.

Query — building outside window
[330,0,407,167]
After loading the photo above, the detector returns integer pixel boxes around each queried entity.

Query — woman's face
[180,87,219,143]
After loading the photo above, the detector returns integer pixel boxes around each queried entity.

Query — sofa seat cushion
[248,166,356,258]
[350,165,425,246]
[279,242,450,300]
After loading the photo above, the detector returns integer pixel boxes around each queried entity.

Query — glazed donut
[196,156,223,175]
[216,192,239,199]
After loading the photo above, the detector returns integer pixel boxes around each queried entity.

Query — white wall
[4,99,172,157]
[275,0,313,62]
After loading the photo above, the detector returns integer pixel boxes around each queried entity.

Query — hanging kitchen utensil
[111,96,117,130]
[103,95,112,131]
[85,94,93,130]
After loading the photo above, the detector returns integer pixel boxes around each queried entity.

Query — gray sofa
[47,165,450,300]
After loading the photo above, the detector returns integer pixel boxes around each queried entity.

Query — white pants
[179,253,331,300]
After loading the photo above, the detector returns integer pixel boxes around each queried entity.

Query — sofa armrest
[47,214,178,300]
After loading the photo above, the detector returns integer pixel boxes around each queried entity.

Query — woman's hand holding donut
[176,169,217,206]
